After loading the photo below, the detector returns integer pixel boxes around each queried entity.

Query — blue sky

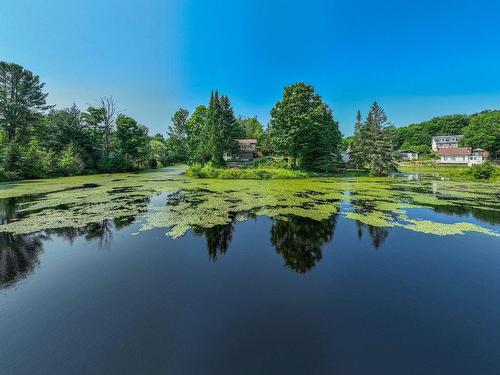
[1,0,500,135]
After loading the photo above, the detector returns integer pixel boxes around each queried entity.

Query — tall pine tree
[359,102,397,176]
[350,110,364,168]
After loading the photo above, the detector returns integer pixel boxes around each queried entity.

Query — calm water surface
[1,173,500,374]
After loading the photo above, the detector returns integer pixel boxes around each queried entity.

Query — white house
[341,149,350,163]
[438,147,489,166]
[400,150,419,161]
[431,135,463,151]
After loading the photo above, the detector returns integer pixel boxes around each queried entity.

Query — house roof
[400,150,418,154]
[236,139,257,145]
[438,147,471,156]
[432,135,463,140]
[472,148,489,157]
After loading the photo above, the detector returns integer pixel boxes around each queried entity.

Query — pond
[1,168,499,374]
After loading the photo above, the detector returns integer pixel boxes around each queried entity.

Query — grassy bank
[400,162,500,181]
[186,163,311,179]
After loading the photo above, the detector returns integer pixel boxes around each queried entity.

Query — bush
[59,143,85,176]
[186,162,310,179]
[0,169,19,182]
[20,139,49,179]
[4,142,23,172]
[471,161,495,180]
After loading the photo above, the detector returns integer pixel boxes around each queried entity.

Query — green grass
[400,163,500,181]
[186,163,311,179]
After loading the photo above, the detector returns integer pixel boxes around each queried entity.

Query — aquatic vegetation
[397,215,499,237]
[0,170,498,238]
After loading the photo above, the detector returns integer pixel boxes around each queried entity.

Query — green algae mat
[0,169,499,238]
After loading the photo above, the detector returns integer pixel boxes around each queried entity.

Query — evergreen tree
[350,110,365,168]
[219,95,239,156]
[0,62,53,141]
[206,91,223,164]
[20,138,48,179]
[360,102,397,176]
[202,91,240,165]
[4,142,23,172]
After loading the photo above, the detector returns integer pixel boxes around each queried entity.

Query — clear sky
[2,0,500,135]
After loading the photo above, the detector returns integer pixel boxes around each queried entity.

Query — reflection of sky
[2,214,500,374]
[403,207,500,231]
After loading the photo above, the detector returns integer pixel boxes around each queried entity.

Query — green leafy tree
[462,111,500,157]
[186,105,208,164]
[114,115,149,169]
[148,136,168,168]
[269,83,342,170]
[0,62,53,141]
[167,108,190,162]
[237,117,263,139]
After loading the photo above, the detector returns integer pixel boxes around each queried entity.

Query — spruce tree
[206,91,223,164]
[219,95,239,156]
[362,102,397,176]
[350,110,364,168]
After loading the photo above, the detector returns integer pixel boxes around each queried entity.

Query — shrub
[0,168,19,181]
[4,142,23,172]
[59,143,85,176]
[20,139,49,179]
[471,161,495,180]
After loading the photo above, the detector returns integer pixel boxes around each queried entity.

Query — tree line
[387,111,500,157]
[0,62,170,181]
[2,61,437,181]
[167,83,345,173]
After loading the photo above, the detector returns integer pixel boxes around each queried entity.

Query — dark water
[1,198,500,374]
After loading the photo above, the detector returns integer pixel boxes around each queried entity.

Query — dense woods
[0,62,165,181]
[168,83,344,173]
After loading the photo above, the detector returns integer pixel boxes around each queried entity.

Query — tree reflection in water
[193,213,237,262]
[350,197,389,249]
[0,216,140,290]
[355,221,389,249]
[271,214,338,274]
[0,232,45,289]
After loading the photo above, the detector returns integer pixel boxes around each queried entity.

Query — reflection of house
[223,139,258,164]
[400,150,419,161]
[431,135,463,151]
[438,147,489,166]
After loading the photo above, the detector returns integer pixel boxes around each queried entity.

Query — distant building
[438,147,489,166]
[400,150,419,161]
[223,139,258,164]
[431,135,463,151]
[341,148,350,163]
